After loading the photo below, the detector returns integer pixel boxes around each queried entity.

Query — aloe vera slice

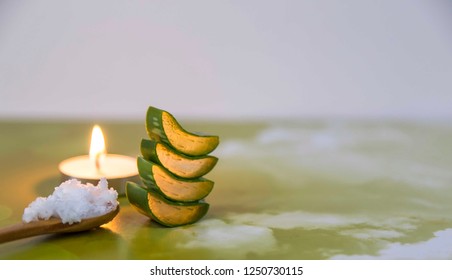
[126,181,209,227]
[141,138,218,179]
[146,106,219,156]
[137,157,214,202]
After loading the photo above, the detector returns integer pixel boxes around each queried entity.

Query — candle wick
[95,153,101,172]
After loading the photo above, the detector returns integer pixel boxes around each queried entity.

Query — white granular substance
[22,178,118,224]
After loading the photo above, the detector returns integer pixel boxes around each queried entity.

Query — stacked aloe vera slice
[126,106,219,227]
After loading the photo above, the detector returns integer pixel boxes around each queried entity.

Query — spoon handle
[0,219,63,243]
[0,207,119,244]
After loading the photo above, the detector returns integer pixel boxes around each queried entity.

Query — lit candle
[59,125,139,195]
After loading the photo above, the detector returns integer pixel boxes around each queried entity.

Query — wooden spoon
[0,206,119,244]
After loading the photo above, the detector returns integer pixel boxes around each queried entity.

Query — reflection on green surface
[0,205,12,222]
[2,243,79,260]
[0,228,124,260]
[0,120,452,259]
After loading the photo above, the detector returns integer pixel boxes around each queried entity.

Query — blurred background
[0,0,451,121]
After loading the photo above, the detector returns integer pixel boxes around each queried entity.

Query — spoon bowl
[0,206,119,244]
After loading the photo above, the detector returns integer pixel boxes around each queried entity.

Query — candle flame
[89,125,106,171]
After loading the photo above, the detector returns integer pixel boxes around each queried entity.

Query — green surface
[1,120,452,259]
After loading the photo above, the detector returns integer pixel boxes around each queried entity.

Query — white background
[1,0,451,121]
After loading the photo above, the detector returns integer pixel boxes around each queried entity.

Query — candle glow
[59,125,139,195]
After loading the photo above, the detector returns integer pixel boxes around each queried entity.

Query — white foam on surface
[177,219,277,258]
[216,123,452,189]
[228,211,366,230]
[332,228,452,259]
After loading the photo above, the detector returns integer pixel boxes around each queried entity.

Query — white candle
[58,125,138,195]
